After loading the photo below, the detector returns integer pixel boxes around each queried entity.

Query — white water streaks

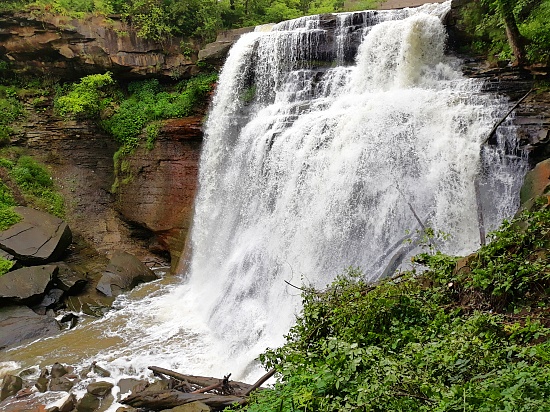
[0,1,527,397]
[185,0,526,377]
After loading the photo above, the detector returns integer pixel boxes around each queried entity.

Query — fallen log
[148,366,252,396]
[243,369,276,396]
[482,88,535,145]
[122,390,245,410]
[191,374,231,394]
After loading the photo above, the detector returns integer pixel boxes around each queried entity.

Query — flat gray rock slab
[0,265,58,304]
[0,305,60,350]
[0,207,72,264]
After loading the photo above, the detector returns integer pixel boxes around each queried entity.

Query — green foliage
[145,122,160,150]
[9,155,65,217]
[54,72,115,119]
[457,0,550,64]
[0,180,21,231]
[0,86,24,146]
[0,257,14,276]
[101,73,217,152]
[240,204,550,412]
[4,0,385,43]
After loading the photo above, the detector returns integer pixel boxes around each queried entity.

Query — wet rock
[0,375,22,402]
[18,367,38,379]
[87,381,114,397]
[198,27,255,67]
[0,265,58,305]
[116,407,137,412]
[59,312,79,329]
[0,207,72,264]
[92,363,111,378]
[49,377,74,392]
[520,158,550,205]
[57,393,76,412]
[66,294,114,317]
[0,306,60,350]
[51,363,69,378]
[81,362,112,379]
[96,251,158,297]
[161,402,211,412]
[54,262,88,294]
[76,392,100,412]
[32,288,65,314]
[118,378,148,396]
[36,377,49,392]
[15,386,35,399]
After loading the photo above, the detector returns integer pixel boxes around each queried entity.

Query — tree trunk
[498,0,526,66]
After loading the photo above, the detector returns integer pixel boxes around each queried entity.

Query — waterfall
[0,1,527,388]
[184,0,525,377]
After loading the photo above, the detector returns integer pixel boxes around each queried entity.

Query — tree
[495,0,527,66]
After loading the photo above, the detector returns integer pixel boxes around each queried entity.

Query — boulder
[56,393,76,412]
[0,207,72,264]
[76,393,100,412]
[35,377,49,392]
[54,263,87,294]
[520,158,550,205]
[0,265,58,304]
[96,251,158,297]
[0,306,60,350]
[49,376,74,392]
[118,378,148,396]
[161,402,211,412]
[87,381,114,397]
[0,375,22,402]
[50,363,69,378]
[32,288,65,315]
[65,293,114,317]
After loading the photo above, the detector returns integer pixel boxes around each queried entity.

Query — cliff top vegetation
[0,0,381,43]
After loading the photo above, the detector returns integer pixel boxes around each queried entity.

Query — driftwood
[483,88,534,145]
[243,369,276,396]
[124,366,275,410]
[148,366,253,395]
[122,390,246,410]
[474,178,486,246]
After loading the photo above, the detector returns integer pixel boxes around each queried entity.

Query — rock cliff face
[0,11,198,79]
[20,98,203,269]
[114,117,203,270]
[0,10,251,271]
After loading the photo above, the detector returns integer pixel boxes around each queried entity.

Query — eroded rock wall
[0,11,198,79]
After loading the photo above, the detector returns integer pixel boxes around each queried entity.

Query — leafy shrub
[55,72,115,119]
[9,156,64,217]
[0,180,21,231]
[241,202,550,412]
[456,0,550,64]
[0,87,24,145]
[102,73,217,152]
[0,257,14,275]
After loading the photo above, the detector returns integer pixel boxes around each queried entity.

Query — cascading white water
[184,0,526,377]
[0,0,527,394]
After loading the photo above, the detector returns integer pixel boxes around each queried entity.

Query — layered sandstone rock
[0,11,198,79]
